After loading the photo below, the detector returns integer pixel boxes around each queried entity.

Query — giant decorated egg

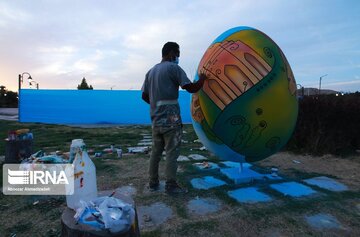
[191,26,298,163]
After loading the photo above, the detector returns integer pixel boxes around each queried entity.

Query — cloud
[74,50,104,72]
[1,0,360,93]
[0,2,31,27]
[38,46,77,54]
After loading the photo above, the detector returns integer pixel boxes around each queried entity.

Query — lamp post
[28,78,39,89]
[18,72,33,91]
[319,74,328,95]
[18,72,33,122]
[296,83,304,97]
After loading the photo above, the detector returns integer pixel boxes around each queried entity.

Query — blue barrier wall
[19,89,192,125]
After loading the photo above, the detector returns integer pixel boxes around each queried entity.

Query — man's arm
[142,92,150,104]
[182,73,208,93]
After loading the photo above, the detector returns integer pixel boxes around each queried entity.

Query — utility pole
[319,74,328,95]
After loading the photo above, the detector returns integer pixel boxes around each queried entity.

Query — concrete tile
[177,155,190,162]
[303,176,348,192]
[138,202,173,228]
[191,176,227,190]
[187,197,222,215]
[221,161,252,169]
[270,181,317,197]
[305,213,343,230]
[188,154,208,161]
[193,162,220,170]
[220,167,264,184]
[228,187,272,203]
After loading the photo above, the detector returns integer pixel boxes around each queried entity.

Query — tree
[77,77,93,90]
[0,86,18,107]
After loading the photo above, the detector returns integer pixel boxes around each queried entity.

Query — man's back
[144,61,185,109]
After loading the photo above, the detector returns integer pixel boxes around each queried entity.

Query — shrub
[286,92,360,156]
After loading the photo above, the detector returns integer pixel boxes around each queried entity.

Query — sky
[0,0,359,92]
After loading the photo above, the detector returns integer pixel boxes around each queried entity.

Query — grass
[175,220,219,236]
[0,120,144,155]
[141,229,162,237]
[6,221,32,234]
[0,120,360,236]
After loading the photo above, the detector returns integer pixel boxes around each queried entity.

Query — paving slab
[115,185,137,197]
[228,187,272,203]
[303,176,348,192]
[305,213,343,230]
[220,167,265,184]
[221,161,252,169]
[188,154,208,161]
[193,162,219,170]
[263,173,283,181]
[177,155,190,162]
[137,142,152,146]
[270,181,317,197]
[191,176,227,190]
[137,202,173,228]
[187,197,222,215]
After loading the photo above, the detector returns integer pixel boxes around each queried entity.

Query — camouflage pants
[149,125,182,184]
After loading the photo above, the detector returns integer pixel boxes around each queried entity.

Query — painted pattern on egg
[191,26,298,163]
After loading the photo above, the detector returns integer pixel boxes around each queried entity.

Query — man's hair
[162,42,179,57]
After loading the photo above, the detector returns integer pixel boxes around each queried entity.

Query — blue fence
[19,89,192,125]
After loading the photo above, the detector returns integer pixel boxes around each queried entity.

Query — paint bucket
[66,139,98,210]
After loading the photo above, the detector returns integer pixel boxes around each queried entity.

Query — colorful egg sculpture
[191,26,298,163]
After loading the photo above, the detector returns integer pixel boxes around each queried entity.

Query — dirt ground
[257,152,360,190]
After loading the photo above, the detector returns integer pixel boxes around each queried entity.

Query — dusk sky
[1,0,359,92]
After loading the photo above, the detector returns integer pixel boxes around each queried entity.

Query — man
[141,42,207,194]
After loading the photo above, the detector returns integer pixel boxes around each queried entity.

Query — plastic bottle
[116,148,122,158]
[66,139,98,210]
[69,139,83,163]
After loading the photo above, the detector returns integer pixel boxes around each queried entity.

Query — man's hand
[182,72,208,93]
[198,72,208,82]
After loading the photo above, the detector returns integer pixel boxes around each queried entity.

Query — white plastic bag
[98,197,135,233]
[74,196,135,233]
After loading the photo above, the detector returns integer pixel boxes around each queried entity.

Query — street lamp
[18,72,33,91]
[319,74,328,95]
[18,72,34,122]
[296,83,304,97]
[28,78,39,89]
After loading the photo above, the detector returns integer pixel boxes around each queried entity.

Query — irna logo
[7,169,69,185]
[3,164,74,195]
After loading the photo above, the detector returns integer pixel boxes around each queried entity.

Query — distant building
[296,87,339,97]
